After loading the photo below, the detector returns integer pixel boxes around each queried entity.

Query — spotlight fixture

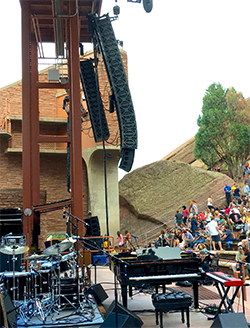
[113,5,120,15]
[60,77,69,85]
[143,0,153,13]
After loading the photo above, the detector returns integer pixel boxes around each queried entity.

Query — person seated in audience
[231,244,245,273]
[190,227,209,249]
[182,228,194,248]
[194,243,208,253]
[220,224,233,242]
[241,246,250,279]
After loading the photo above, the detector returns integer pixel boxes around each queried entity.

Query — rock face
[119,160,235,236]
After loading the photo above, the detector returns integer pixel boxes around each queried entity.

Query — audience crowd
[116,178,250,280]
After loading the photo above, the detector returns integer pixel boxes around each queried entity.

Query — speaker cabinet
[85,283,108,305]
[84,216,100,236]
[0,288,17,328]
[80,59,110,143]
[210,313,248,328]
[101,300,143,328]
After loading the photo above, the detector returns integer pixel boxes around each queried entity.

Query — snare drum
[40,261,57,270]
[4,271,31,301]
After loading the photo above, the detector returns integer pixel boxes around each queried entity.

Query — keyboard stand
[206,273,242,320]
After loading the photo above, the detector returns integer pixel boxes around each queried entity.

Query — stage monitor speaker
[90,14,138,153]
[0,288,17,328]
[100,312,131,328]
[101,300,143,328]
[80,59,110,143]
[85,283,108,305]
[84,216,100,237]
[210,313,248,328]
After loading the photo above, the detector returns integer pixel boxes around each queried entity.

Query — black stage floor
[15,297,104,327]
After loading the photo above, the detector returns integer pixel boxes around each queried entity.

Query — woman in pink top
[117,231,123,247]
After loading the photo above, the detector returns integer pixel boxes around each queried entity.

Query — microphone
[131,234,138,238]
[87,258,100,269]
[66,214,70,226]
[63,210,66,219]
[72,235,80,240]
[84,221,90,226]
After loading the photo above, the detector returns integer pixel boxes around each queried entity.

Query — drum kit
[0,235,96,325]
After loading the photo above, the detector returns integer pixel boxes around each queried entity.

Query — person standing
[191,215,199,235]
[234,184,241,203]
[182,206,189,224]
[243,183,249,197]
[206,216,224,251]
[224,185,232,207]
[175,210,183,226]
[189,201,198,216]
[117,231,123,248]
[124,230,131,248]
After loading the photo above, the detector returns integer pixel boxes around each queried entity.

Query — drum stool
[152,291,193,328]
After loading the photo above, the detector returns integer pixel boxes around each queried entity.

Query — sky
[1,0,250,180]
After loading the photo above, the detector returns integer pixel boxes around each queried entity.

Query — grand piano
[111,247,205,308]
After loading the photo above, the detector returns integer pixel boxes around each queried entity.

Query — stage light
[113,5,120,15]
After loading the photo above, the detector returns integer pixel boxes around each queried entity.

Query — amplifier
[1,235,26,246]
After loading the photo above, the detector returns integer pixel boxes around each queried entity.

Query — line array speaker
[88,13,137,172]
[119,148,135,172]
[80,59,110,143]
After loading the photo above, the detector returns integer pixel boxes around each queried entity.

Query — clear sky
[1,0,250,180]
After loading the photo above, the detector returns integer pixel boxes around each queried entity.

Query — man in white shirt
[206,217,224,251]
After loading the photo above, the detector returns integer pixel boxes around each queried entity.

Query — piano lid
[136,246,181,260]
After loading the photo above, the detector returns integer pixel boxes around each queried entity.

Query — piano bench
[152,292,193,328]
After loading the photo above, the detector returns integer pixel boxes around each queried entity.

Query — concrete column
[82,146,120,240]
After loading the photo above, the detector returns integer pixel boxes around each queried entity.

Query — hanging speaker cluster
[88,13,138,172]
[80,59,110,143]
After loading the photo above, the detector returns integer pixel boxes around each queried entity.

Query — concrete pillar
[82,146,120,240]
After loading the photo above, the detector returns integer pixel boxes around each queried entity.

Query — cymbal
[43,241,72,256]
[23,254,47,261]
[0,245,29,255]
[61,237,76,244]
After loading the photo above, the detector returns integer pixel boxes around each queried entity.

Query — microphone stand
[58,211,92,323]
[132,236,140,249]
[124,236,136,251]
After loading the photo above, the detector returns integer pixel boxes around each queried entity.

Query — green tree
[194,83,250,181]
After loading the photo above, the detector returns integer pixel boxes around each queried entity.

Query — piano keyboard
[129,273,201,281]
[206,272,243,287]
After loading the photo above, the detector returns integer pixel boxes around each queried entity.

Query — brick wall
[0,49,128,249]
